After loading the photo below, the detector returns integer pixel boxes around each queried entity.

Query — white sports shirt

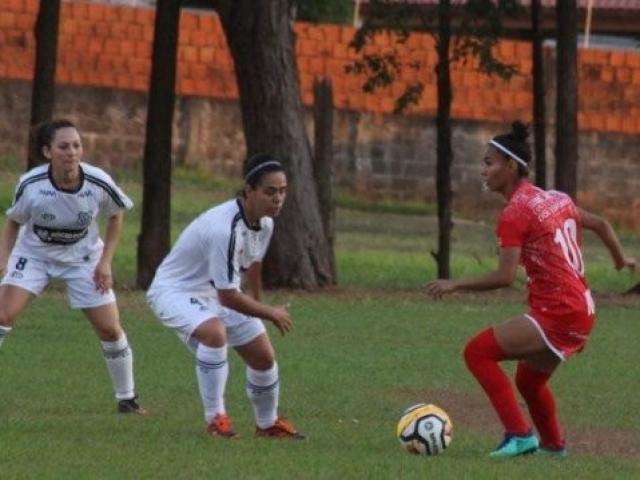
[150,199,274,294]
[6,162,133,264]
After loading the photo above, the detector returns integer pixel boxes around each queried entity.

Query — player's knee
[515,370,529,395]
[193,319,226,347]
[96,324,125,342]
[251,353,275,371]
[198,328,226,348]
[463,336,478,367]
[0,307,15,327]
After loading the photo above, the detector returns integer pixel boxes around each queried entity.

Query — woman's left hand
[94,259,113,294]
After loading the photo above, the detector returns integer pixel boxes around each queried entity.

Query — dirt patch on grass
[392,387,640,459]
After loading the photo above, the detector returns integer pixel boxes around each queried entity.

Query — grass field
[1,161,639,479]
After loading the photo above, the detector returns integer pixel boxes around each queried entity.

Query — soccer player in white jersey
[147,153,304,439]
[0,119,145,415]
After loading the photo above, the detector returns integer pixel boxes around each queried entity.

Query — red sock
[515,362,564,450]
[464,328,530,435]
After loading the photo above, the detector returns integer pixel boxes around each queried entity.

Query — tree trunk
[215,1,333,288]
[433,0,453,279]
[555,0,578,198]
[531,0,546,189]
[136,0,181,289]
[28,0,61,170]
[313,77,337,284]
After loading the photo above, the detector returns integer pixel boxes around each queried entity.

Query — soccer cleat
[536,446,568,458]
[117,396,147,415]
[255,417,305,440]
[489,431,539,458]
[206,413,238,438]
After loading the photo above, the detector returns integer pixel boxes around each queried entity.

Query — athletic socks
[464,328,531,436]
[516,362,564,450]
[101,334,136,401]
[246,362,279,429]
[0,325,11,348]
[196,343,229,423]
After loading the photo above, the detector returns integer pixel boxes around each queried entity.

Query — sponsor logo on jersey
[10,271,23,279]
[38,189,57,197]
[40,212,56,221]
[78,190,94,198]
[33,224,89,245]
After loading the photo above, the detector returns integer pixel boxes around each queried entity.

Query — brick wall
[1,0,640,228]
[2,0,640,133]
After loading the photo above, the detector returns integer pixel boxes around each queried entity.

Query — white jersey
[150,199,274,294]
[5,162,133,264]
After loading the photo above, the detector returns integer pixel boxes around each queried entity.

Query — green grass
[1,162,639,478]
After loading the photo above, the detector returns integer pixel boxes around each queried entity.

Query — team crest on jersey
[75,212,92,227]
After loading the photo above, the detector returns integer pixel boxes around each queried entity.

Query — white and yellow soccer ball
[396,403,453,456]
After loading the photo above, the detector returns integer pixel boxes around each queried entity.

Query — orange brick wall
[2,0,640,134]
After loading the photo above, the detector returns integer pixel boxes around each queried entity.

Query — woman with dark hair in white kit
[147,153,304,440]
[0,119,145,415]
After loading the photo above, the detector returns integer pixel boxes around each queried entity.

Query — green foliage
[295,0,354,24]
[347,0,524,112]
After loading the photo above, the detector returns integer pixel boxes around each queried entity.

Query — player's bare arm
[94,212,124,293]
[578,208,636,271]
[217,288,292,335]
[425,247,520,299]
[0,219,20,276]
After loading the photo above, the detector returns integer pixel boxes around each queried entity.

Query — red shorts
[525,309,596,360]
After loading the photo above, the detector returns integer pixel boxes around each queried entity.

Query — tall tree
[136,0,181,289]
[212,0,334,288]
[28,0,61,169]
[313,78,337,283]
[531,0,546,189]
[349,0,520,278]
[555,0,578,198]
[434,0,453,279]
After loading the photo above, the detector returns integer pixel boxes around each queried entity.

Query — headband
[244,161,282,183]
[489,140,528,169]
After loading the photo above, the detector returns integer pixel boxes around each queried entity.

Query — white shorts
[146,288,266,350]
[1,254,116,309]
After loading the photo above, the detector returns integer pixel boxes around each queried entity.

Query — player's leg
[464,314,551,457]
[230,317,304,440]
[0,285,34,347]
[146,290,235,436]
[191,318,235,437]
[82,302,145,414]
[0,255,49,348]
[65,261,143,413]
[515,357,565,455]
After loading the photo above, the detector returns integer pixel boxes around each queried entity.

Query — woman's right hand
[268,305,293,336]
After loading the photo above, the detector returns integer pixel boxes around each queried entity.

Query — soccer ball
[396,403,452,455]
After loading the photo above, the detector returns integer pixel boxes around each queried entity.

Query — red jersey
[496,181,594,317]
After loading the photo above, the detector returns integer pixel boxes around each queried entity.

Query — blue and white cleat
[489,432,539,458]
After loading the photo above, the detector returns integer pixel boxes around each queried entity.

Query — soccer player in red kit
[426,122,635,458]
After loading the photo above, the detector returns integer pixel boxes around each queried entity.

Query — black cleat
[117,396,147,415]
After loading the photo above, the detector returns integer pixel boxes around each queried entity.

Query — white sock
[196,343,229,423]
[246,362,279,429]
[0,325,12,348]
[101,334,135,400]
